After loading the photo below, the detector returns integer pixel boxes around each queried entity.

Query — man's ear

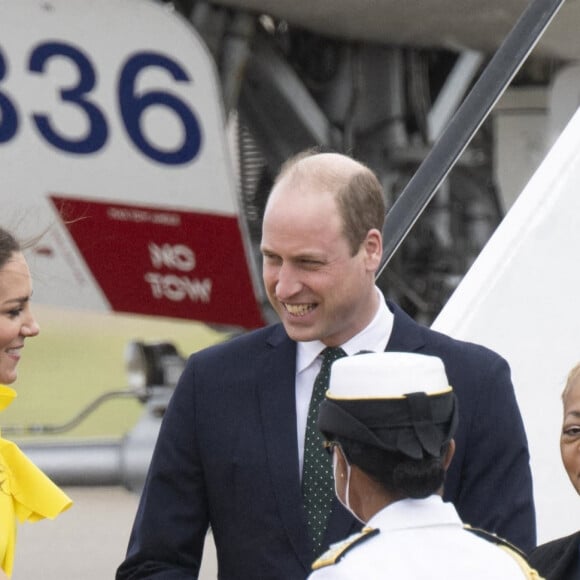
[363,228,383,269]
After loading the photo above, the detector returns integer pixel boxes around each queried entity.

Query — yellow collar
[0,385,16,412]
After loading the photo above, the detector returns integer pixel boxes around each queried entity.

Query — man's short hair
[272,151,386,255]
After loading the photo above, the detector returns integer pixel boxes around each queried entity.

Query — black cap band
[317,390,458,460]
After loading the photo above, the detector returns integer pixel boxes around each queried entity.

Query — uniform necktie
[302,346,347,556]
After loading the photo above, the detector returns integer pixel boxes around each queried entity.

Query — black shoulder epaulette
[464,525,543,579]
[311,527,380,570]
[463,524,526,557]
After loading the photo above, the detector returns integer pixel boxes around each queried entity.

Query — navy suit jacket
[529,531,580,579]
[117,302,536,579]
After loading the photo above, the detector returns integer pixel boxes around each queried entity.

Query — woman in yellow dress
[0,227,72,578]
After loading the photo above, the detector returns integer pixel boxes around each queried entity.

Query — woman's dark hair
[338,436,448,499]
[0,228,24,493]
[0,227,21,270]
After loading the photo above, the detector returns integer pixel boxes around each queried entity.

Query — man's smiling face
[261,177,379,347]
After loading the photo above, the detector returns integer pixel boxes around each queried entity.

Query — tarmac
[13,486,218,579]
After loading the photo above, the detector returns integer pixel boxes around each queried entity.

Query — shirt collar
[296,287,393,373]
[367,495,462,531]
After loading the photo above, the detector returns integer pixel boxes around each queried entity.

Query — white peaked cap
[318,351,457,459]
[327,351,451,400]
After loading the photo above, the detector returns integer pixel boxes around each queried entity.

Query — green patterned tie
[302,346,347,555]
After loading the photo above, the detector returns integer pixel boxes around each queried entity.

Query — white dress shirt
[295,287,393,474]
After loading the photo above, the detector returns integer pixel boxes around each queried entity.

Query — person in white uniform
[308,351,542,580]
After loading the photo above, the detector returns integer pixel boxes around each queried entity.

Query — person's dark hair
[336,170,385,255]
[0,228,24,492]
[338,436,448,499]
[0,227,21,270]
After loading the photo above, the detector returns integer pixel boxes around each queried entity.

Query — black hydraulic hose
[376,0,566,282]
[2,389,139,436]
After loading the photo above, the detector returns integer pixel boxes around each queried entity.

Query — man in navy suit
[117,151,536,579]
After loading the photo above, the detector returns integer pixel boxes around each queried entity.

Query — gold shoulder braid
[311,527,379,570]
[463,525,545,579]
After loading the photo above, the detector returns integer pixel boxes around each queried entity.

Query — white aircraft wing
[433,101,580,543]
[213,0,580,59]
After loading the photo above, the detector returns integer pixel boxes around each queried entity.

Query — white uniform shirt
[308,496,537,579]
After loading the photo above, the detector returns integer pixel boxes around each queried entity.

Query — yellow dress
[0,385,72,577]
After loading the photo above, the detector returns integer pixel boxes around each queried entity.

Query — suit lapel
[257,326,313,572]
[385,301,426,353]
[255,305,425,567]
